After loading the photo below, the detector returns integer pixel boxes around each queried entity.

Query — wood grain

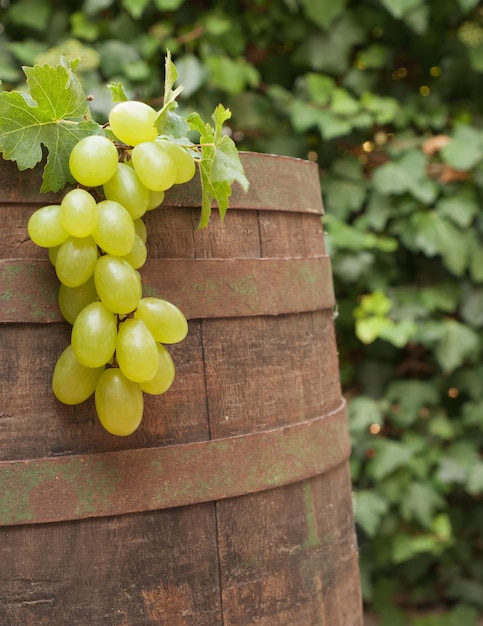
[0,154,362,625]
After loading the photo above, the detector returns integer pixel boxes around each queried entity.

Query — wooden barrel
[0,153,362,625]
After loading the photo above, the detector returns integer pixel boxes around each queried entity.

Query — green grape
[28,204,69,248]
[133,218,147,243]
[146,189,165,211]
[52,344,104,405]
[131,142,177,192]
[69,135,119,187]
[140,343,175,395]
[94,254,142,314]
[58,276,98,325]
[60,188,98,238]
[93,200,136,257]
[122,235,147,269]
[109,100,158,147]
[55,235,99,288]
[103,162,150,219]
[116,318,159,383]
[71,301,117,368]
[95,368,144,436]
[155,139,196,184]
[48,245,60,266]
[134,297,188,344]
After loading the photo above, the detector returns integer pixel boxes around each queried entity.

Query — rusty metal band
[164,152,325,214]
[0,401,349,526]
[0,153,324,215]
[0,256,335,323]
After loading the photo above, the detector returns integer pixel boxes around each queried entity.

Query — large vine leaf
[0,59,100,192]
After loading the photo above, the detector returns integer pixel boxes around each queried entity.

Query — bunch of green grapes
[27,101,196,436]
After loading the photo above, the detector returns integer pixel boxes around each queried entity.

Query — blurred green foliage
[2,0,483,617]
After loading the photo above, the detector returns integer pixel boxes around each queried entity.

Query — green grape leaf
[188,104,249,229]
[188,110,210,137]
[0,60,100,192]
[106,52,248,229]
[163,49,184,106]
[107,81,128,102]
[211,135,249,189]
[155,49,189,138]
[158,109,190,139]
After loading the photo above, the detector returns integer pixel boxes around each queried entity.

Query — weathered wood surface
[0,255,335,322]
[0,154,363,625]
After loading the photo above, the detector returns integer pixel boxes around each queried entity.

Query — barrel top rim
[0,150,324,214]
[221,150,324,214]
[240,150,319,167]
